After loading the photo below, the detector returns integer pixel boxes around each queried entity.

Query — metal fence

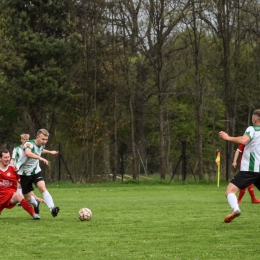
[0,141,225,183]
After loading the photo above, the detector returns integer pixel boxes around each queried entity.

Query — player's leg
[237,188,246,204]
[224,184,241,223]
[252,178,260,200]
[20,175,40,213]
[35,173,60,217]
[10,193,40,220]
[0,205,3,215]
[247,184,260,203]
[225,183,240,210]
[225,171,260,223]
[16,182,22,206]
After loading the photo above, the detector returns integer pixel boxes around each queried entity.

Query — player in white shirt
[219,109,260,223]
[15,129,60,218]
[10,134,30,205]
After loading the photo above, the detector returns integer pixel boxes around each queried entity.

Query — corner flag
[215,151,220,187]
[216,152,220,166]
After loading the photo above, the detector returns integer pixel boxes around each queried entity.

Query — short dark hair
[253,110,260,122]
[0,149,10,158]
[253,109,260,117]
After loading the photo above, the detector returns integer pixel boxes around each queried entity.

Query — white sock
[227,193,240,212]
[30,195,38,207]
[42,190,54,210]
[17,188,22,194]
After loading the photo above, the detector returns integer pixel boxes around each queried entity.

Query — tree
[0,0,82,138]
[139,0,191,179]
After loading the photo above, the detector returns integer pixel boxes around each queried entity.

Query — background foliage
[1,0,260,182]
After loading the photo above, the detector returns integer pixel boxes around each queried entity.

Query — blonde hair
[37,129,49,136]
[20,134,30,139]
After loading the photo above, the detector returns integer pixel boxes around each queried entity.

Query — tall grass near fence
[1,182,260,260]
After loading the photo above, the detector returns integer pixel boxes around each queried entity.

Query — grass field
[1,182,260,260]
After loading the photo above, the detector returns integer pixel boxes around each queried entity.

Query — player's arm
[219,132,250,145]
[10,148,16,165]
[24,148,49,165]
[42,149,59,156]
[232,150,240,169]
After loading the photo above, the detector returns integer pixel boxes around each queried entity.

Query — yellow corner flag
[216,152,220,165]
[215,151,220,187]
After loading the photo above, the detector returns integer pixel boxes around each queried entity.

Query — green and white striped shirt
[241,125,260,172]
[11,145,23,166]
[16,140,45,176]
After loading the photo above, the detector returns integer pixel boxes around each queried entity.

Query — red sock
[20,198,35,216]
[247,184,256,200]
[238,188,246,201]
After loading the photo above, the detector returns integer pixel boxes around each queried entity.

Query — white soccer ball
[78,208,92,221]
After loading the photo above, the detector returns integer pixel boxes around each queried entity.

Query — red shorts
[0,191,16,212]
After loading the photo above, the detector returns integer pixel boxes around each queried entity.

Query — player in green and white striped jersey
[11,133,45,211]
[219,109,260,223]
[11,134,30,206]
[15,129,60,218]
[11,134,30,165]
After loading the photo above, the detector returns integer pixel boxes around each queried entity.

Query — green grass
[1,182,260,260]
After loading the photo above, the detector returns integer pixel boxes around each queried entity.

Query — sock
[247,184,256,200]
[237,188,246,201]
[227,193,240,212]
[30,195,38,208]
[20,198,35,216]
[17,188,22,194]
[42,190,54,210]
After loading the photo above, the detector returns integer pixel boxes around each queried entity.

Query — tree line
[0,0,260,182]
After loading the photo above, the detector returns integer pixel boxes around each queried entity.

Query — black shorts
[231,171,260,190]
[20,172,44,194]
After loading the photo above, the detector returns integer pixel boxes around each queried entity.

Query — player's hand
[39,157,49,165]
[232,162,237,169]
[35,197,45,203]
[219,131,229,140]
[50,151,59,156]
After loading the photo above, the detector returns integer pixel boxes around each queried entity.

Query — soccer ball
[78,208,92,221]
